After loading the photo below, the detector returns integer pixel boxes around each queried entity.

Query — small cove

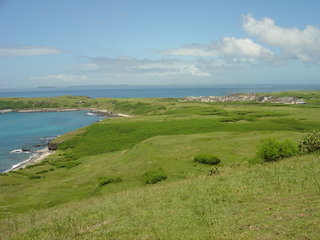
[0,111,103,172]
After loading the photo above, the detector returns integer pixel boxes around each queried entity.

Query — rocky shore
[4,148,54,173]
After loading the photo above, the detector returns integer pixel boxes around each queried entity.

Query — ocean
[1,84,320,172]
[1,84,320,98]
[0,111,102,172]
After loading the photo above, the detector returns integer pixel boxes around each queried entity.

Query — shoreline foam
[4,148,54,173]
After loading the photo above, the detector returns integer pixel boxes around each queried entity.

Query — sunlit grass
[0,91,320,239]
[1,153,319,239]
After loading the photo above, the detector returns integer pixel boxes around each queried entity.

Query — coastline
[0,108,78,114]
[4,148,54,173]
[0,108,131,117]
[1,108,132,173]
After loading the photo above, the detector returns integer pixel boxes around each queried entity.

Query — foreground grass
[1,153,319,239]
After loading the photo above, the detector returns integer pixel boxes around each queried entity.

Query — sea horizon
[1,84,320,99]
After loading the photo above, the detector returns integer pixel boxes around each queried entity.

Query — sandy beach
[5,148,54,173]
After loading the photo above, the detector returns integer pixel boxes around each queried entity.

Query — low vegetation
[1,154,320,239]
[48,160,81,169]
[257,138,298,162]
[0,91,320,239]
[298,130,320,153]
[98,176,122,187]
[193,154,221,165]
[143,168,167,184]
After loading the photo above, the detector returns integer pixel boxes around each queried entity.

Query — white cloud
[165,37,274,61]
[0,46,62,57]
[31,57,211,85]
[32,74,88,82]
[80,57,210,77]
[243,13,320,62]
[76,63,101,71]
[135,62,210,77]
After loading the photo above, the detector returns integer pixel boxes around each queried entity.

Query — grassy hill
[0,91,320,239]
[1,153,319,239]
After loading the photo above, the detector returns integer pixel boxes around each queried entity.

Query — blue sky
[0,0,319,88]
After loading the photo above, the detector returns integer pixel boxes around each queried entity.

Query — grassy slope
[1,153,319,239]
[0,91,320,239]
[0,131,304,213]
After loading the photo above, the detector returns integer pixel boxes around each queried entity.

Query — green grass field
[0,91,320,239]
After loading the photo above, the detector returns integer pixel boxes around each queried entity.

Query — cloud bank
[78,57,210,77]
[243,13,320,62]
[32,74,88,82]
[165,37,274,62]
[0,46,62,57]
[164,13,320,64]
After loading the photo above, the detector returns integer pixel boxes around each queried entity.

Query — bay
[0,111,102,172]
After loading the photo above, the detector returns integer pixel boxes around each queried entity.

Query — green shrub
[28,174,42,180]
[35,168,54,174]
[257,138,298,162]
[193,154,221,165]
[143,168,167,184]
[49,161,81,169]
[298,130,320,153]
[98,176,122,187]
[25,162,45,169]
[36,169,49,174]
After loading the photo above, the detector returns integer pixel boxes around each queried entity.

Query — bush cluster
[98,176,122,187]
[28,174,42,180]
[143,168,167,184]
[298,130,320,154]
[35,168,55,174]
[193,154,221,165]
[49,161,81,169]
[257,138,298,162]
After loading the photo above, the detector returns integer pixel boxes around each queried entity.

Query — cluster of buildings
[180,94,306,104]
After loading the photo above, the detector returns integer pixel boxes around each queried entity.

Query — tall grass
[1,154,319,240]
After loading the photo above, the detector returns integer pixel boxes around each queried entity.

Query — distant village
[180,94,306,104]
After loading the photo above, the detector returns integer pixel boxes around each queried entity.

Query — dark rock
[48,141,59,150]
[33,144,47,147]
[21,149,31,152]
[90,111,116,117]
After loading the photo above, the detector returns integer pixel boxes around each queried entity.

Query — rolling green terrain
[0,91,320,239]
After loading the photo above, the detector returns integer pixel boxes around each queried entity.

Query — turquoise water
[0,111,102,172]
